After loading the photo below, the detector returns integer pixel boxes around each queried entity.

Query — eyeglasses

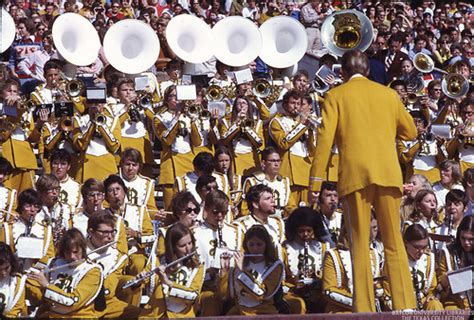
[184,207,199,214]
[106,187,123,194]
[37,27,46,31]
[46,187,60,194]
[87,192,104,198]
[95,229,117,236]
[432,88,442,92]
[212,209,225,216]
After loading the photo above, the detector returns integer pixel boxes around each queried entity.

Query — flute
[122,250,197,289]
[220,249,263,257]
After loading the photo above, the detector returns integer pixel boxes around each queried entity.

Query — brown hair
[87,210,116,231]
[81,178,104,198]
[57,228,88,260]
[164,222,199,271]
[243,225,278,264]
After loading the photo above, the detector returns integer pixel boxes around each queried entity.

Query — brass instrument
[137,92,153,108]
[59,116,74,132]
[441,73,469,99]
[240,118,254,129]
[253,78,272,99]
[122,250,197,289]
[413,52,448,75]
[95,114,106,125]
[206,84,225,102]
[128,105,141,123]
[66,79,84,98]
[0,115,16,142]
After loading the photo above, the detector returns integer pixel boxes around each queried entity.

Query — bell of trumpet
[241,119,254,128]
[95,114,106,125]
[441,73,469,99]
[206,85,225,102]
[137,92,152,108]
[59,116,74,132]
[253,79,272,99]
[187,105,201,118]
[321,10,374,57]
[66,79,84,98]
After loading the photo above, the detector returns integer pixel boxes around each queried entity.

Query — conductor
[309,50,418,312]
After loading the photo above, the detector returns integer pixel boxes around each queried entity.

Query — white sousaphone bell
[259,16,307,69]
[104,19,160,74]
[52,13,101,66]
[166,14,213,64]
[211,16,262,67]
[1,8,16,53]
[321,9,374,57]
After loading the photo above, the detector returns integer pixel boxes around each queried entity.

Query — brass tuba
[321,10,374,57]
[413,52,448,75]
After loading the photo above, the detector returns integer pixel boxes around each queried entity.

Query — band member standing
[309,50,417,312]
[142,223,205,318]
[27,229,103,318]
[270,90,315,207]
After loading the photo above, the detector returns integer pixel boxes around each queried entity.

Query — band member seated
[219,225,284,315]
[49,149,82,209]
[142,223,205,318]
[322,225,383,313]
[27,229,103,318]
[154,191,200,258]
[193,190,242,316]
[103,175,154,275]
[282,207,330,314]
[36,174,74,246]
[389,224,443,311]
[0,242,27,317]
[241,147,291,218]
[118,147,158,214]
[0,189,55,271]
[404,189,442,237]
[316,181,342,247]
[214,145,243,215]
[0,157,16,222]
[86,211,142,317]
[432,160,464,211]
[72,178,105,236]
[400,174,432,224]
[437,215,473,310]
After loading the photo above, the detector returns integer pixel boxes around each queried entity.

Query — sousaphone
[321,9,374,57]
[166,14,213,64]
[104,19,160,74]
[1,8,15,53]
[52,13,101,66]
[211,16,262,67]
[259,16,307,68]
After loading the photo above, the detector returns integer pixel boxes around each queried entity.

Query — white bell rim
[1,8,16,53]
[211,16,262,67]
[166,14,213,64]
[103,19,160,75]
[52,13,101,66]
[259,16,307,69]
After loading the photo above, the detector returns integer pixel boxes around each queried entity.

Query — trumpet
[59,116,74,132]
[253,78,272,99]
[240,118,254,129]
[122,251,197,289]
[206,84,225,102]
[136,92,153,108]
[66,79,85,98]
[95,114,106,125]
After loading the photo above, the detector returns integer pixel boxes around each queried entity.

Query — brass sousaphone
[1,8,16,53]
[321,9,374,57]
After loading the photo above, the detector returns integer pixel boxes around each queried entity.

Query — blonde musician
[72,101,121,183]
[103,175,154,275]
[214,146,243,210]
[0,79,44,193]
[397,111,445,183]
[322,226,383,313]
[446,97,474,174]
[219,95,265,176]
[269,90,316,207]
[432,160,464,210]
[86,212,142,317]
[142,223,205,318]
[153,85,196,210]
[193,190,242,316]
[118,148,158,214]
[241,147,291,218]
[71,178,105,237]
[0,189,55,271]
[437,215,473,310]
[27,229,103,318]
[174,151,230,204]
[36,174,74,246]
[391,224,443,310]
[0,243,27,317]
[218,225,284,315]
[0,158,16,223]
[49,149,82,209]
[400,174,432,224]
[404,190,442,237]
[115,78,155,177]
[154,191,200,258]
[282,207,330,314]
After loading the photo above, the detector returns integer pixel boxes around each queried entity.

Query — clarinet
[217,221,223,248]
[411,267,423,310]
[24,215,34,237]
[303,240,310,279]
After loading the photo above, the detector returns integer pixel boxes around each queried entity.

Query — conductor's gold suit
[309,75,417,312]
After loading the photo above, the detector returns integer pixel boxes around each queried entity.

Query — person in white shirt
[17,33,57,83]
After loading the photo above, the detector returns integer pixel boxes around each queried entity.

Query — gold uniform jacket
[309,76,417,195]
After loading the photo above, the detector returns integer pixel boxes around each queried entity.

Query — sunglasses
[184,207,199,214]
